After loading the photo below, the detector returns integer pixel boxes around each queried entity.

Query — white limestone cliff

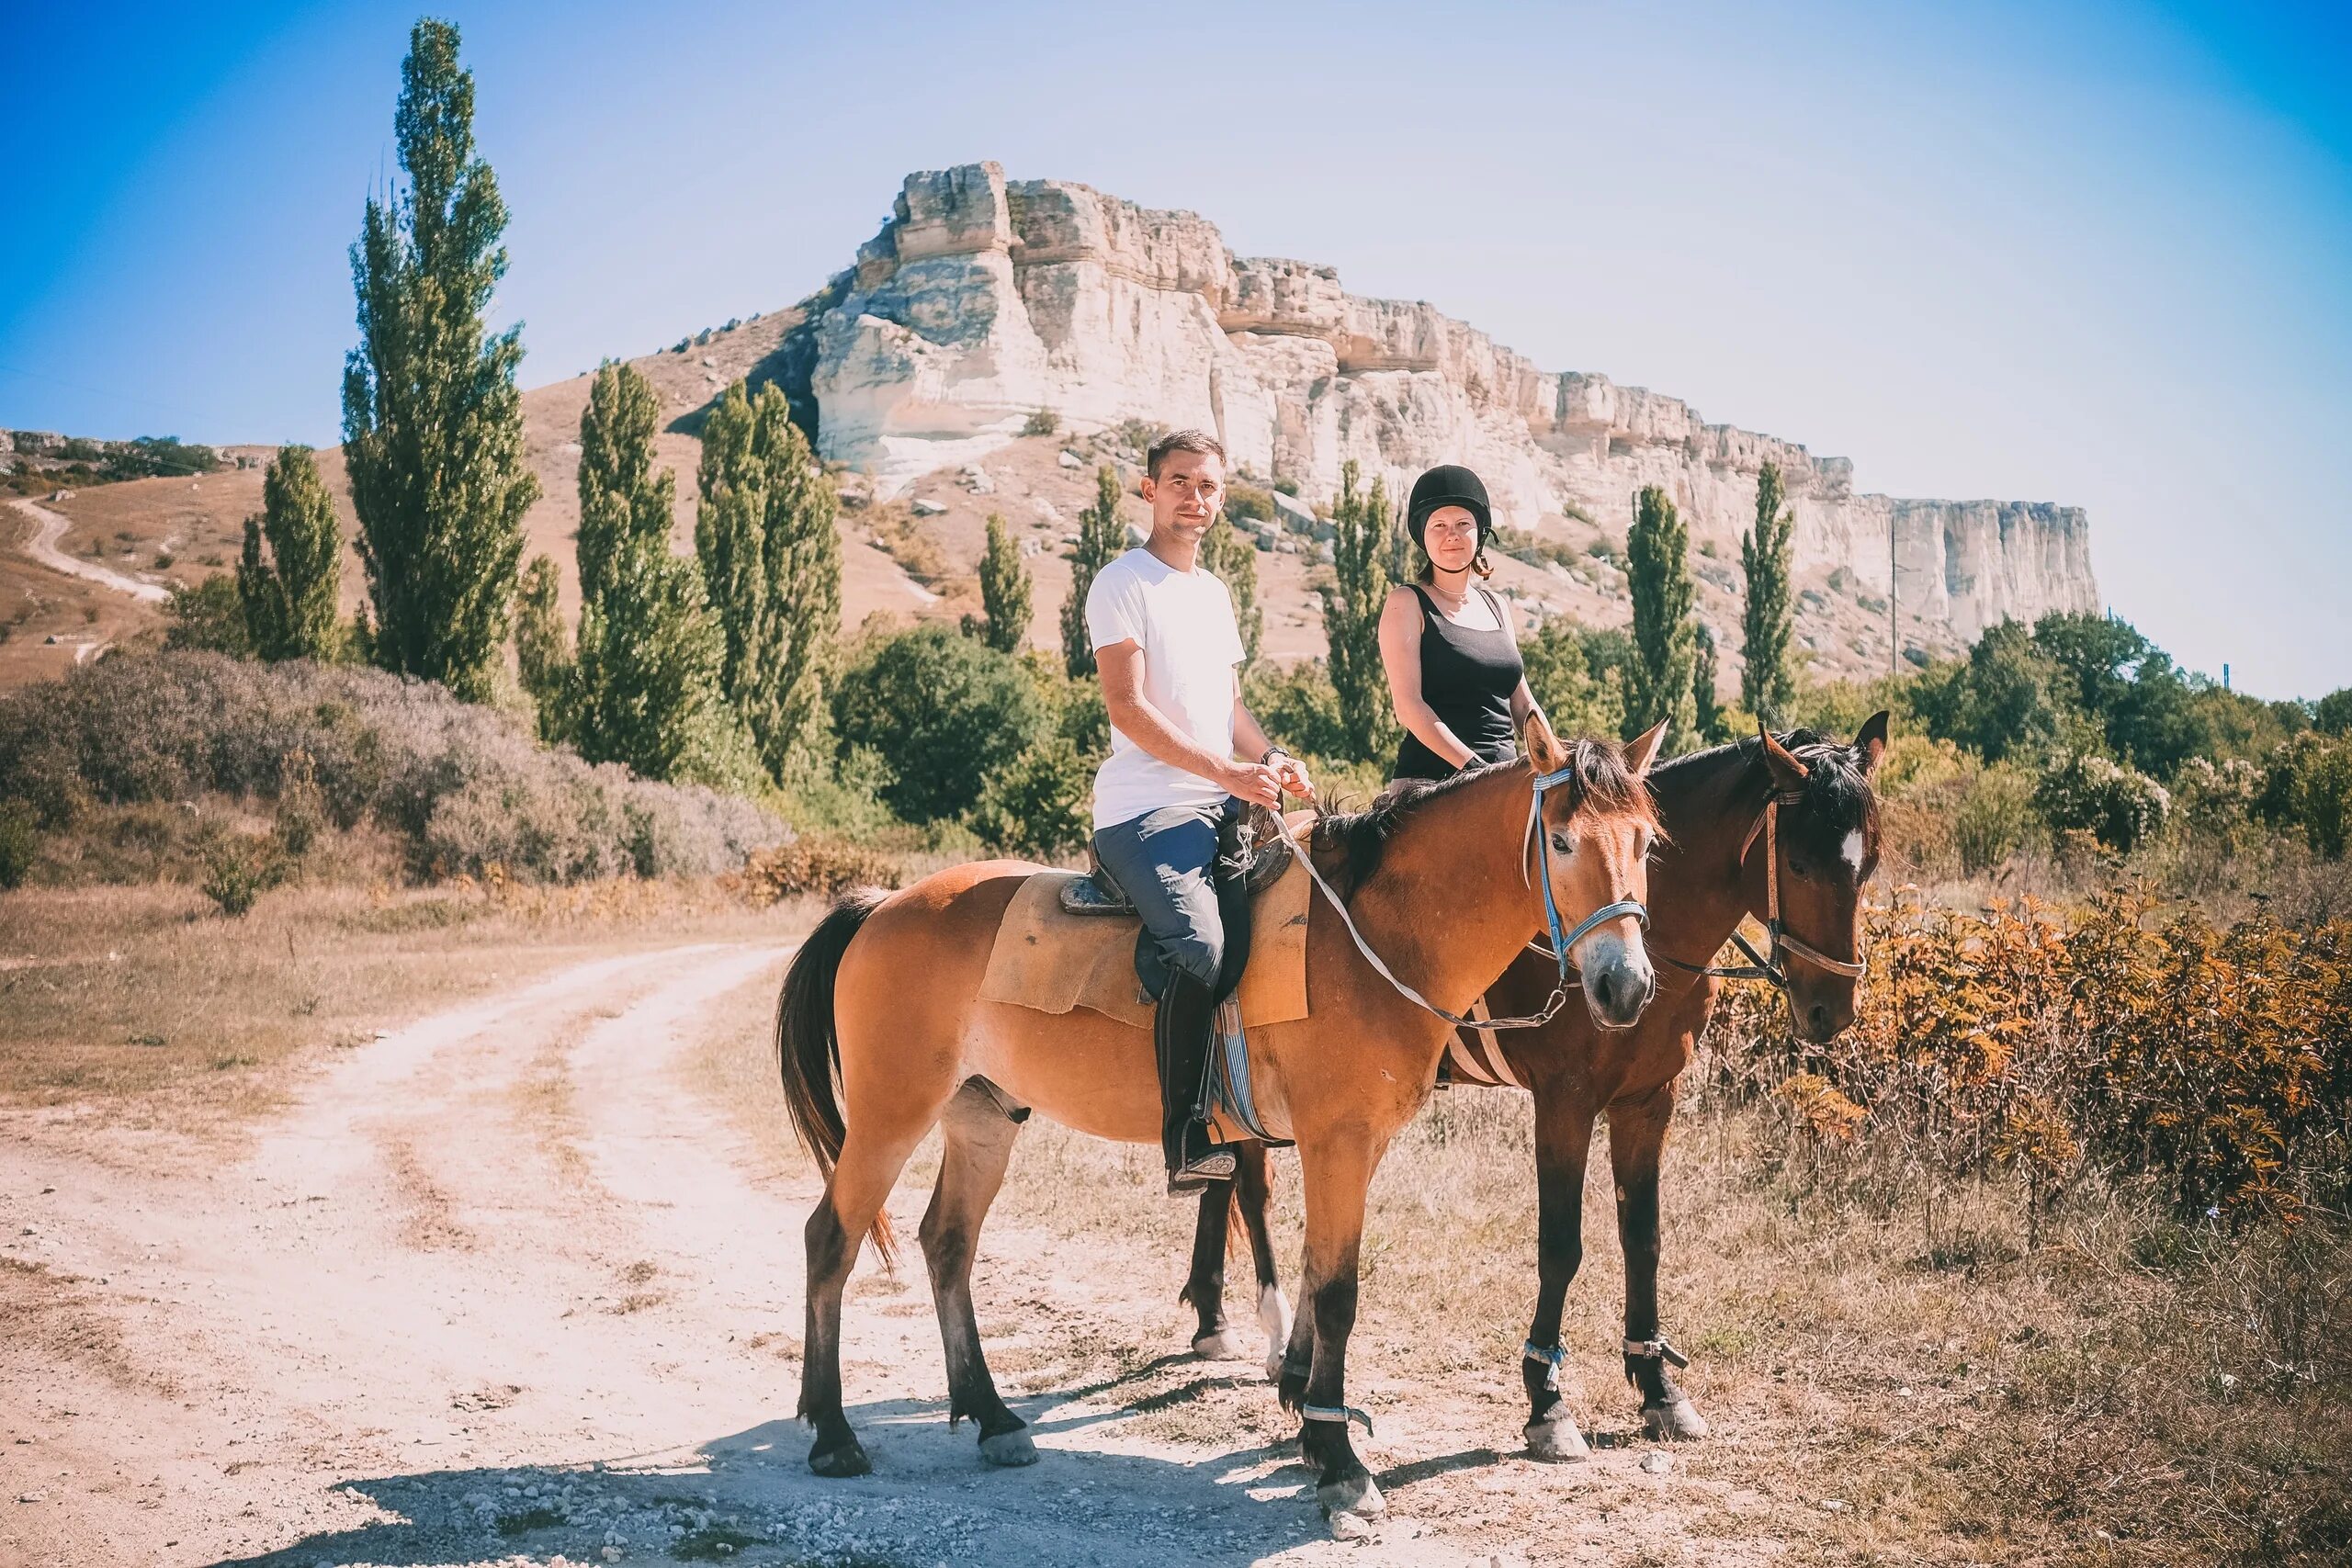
[799,163,2097,641]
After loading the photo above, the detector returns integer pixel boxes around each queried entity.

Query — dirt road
[7,498,172,604]
[0,943,1505,1566]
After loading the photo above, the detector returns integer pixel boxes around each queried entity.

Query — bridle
[1657,784,1867,990]
[1272,760,1649,1032]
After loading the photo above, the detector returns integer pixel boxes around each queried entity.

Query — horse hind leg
[921,1080,1035,1467]
[1181,1170,1248,1361]
[799,1100,950,1477]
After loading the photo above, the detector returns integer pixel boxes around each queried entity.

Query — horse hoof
[1193,1327,1250,1361]
[1642,1399,1709,1441]
[1524,1413,1590,1462]
[1317,1472,1385,1518]
[978,1428,1038,1467]
[808,1438,871,1478]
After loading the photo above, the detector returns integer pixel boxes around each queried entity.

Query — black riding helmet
[1406,464,1494,552]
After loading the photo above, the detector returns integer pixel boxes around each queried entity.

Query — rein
[1655,786,1866,989]
[1272,762,1648,1032]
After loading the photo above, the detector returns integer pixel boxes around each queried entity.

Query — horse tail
[775,886,890,1187]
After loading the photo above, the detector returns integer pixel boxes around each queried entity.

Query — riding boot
[1155,970,1235,1191]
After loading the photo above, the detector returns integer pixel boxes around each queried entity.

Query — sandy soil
[0,932,1813,1568]
[7,500,169,606]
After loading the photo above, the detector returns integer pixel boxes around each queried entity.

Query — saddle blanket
[976,850,1312,1031]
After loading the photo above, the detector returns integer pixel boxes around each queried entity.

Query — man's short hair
[1145,428,1227,481]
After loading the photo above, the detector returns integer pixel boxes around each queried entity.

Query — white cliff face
[801,162,2098,639]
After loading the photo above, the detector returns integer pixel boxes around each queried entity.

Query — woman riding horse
[1178,463,1890,1460]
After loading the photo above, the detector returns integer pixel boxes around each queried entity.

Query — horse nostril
[1593,972,1615,1010]
[1808,1002,1828,1034]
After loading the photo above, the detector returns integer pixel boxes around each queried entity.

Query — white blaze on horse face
[1840,829,1867,874]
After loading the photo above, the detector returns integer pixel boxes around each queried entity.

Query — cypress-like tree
[1060,464,1126,680]
[977,511,1032,654]
[1200,515,1263,665]
[694,378,841,779]
[1740,459,1797,724]
[513,553,573,744]
[1626,485,1697,743]
[1322,461,1397,761]
[1692,622,1725,744]
[572,361,736,783]
[341,18,539,703]
[236,445,343,661]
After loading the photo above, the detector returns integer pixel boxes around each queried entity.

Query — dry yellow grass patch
[0,879,805,1134]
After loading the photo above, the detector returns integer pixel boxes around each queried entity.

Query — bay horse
[773,725,1667,1517]
[1182,718,1888,1458]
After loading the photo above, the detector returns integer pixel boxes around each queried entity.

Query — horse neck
[1346,765,1549,1017]
[1653,746,1771,965]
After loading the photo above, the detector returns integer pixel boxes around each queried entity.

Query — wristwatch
[1260,746,1292,766]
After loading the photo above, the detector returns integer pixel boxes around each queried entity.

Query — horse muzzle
[1579,935,1657,1031]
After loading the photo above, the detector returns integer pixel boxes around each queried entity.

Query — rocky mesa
[791,162,2097,643]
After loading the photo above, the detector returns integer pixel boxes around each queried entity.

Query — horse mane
[1310,739,1657,899]
[1653,728,1880,843]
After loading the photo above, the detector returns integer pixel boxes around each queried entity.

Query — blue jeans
[1091,798,1240,1001]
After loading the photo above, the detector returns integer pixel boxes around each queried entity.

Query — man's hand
[1221,759,1283,809]
[1271,754,1315,804]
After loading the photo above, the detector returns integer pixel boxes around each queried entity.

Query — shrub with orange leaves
[1703,891,2352,1228]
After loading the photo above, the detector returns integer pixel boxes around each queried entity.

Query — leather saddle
[1059,835,1296,917]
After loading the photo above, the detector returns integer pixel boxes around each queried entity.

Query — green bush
[0,799,36,888]
[164,577,254,657]
[2037,751,2170,853]
[971,736,1093,861]
[1022,408,1058,437]
[1244,659,1350,761]
[1225,480,1276,524]
[1953,761,2041,874]
[832,625,1047,821]
[2260,735,2352,861]
[200,833,283,916]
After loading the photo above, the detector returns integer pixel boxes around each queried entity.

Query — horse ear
[1853,710,1890,776]
[1758,719,1810,791]
[1525,711,1568,773]
[1625,719,1669,777]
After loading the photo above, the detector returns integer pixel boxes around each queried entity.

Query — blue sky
[3,0,2346,697]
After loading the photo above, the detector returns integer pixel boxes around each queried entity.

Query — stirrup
[1168,1134,1238,1191]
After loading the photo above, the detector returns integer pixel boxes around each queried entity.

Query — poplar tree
[236,445,343,661]
[513,554,573,743]
[1322,461,1397,761]
[1692,622,1726,745]
[1740,459,1797,724]
[341,18,539,703]
[572,361,736,783]
[976,511,1032,654]
[694,378,841,779]
[1200,515,1263,665]
[1060,464,1125,680]
[1626,485,1697,743]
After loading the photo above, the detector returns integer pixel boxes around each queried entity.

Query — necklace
[1425,570,1474,615]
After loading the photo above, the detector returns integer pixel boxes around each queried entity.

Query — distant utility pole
[1888,514,1897,674]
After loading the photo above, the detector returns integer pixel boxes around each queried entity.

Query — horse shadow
[200,1373,1384,1567]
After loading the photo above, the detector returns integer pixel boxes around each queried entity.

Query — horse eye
[1549,830,1574,855]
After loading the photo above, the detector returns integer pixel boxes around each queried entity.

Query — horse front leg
[1521,1076,1598,1460]
[1286,1134,1384,1519]
[1610,1080,1708,1440]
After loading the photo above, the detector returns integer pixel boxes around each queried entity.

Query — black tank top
[1394,584,1523,781]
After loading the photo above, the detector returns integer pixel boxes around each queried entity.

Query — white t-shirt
[1085,547,1246,830]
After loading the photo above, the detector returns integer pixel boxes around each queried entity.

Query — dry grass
[684,988,2349,1568]
[0,879,803,1133]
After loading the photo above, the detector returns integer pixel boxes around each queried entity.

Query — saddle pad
[977,852,1312,1031]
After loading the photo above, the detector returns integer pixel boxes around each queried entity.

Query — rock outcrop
[797,163,2097,640]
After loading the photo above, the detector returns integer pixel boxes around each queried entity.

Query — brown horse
[773,726,1667,1517]
[1184,718,1888,1459]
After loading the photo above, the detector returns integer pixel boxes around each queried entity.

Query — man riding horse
[1085,428,1314,1190]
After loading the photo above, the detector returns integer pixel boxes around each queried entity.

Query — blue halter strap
[1529,760,1651,992]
